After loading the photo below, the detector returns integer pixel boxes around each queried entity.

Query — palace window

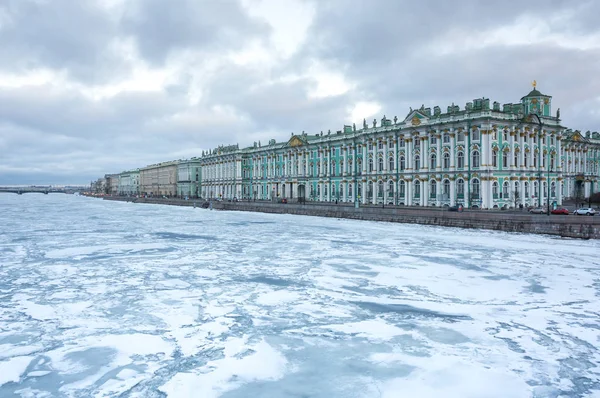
[443,133,450,143]
[550,155,555,170]
[525,182,529,198]
[357,159,362,175]
[551,182,556,197]
[348,183,353,198]
[443,179,450,197]
[492,151,498,167]
[378,141,383,150]
[503,131,508,141]
[368,181,373,198]
[430,154,436,169]
[324,185,328,197]
[389,156,394,171]
[443,152,450,169]
[472,151,480,168]
[493,181,499,197]
[457,152,464,168]
[414,155,420,170]
[378,157,384,172]
[472,179,480,199]
[503,152,508,168]
[430,136,437,145]
[358,184,362,197]
[457,179,464,196]
[472,130,480,141]
[332,160,336,176]
[492,131,497,140]
[399,181,406,197]
[430,179,436,198]
[533,154,537,168]
[399,138,405,147]
[457,132,464,142]
[340,160,344,174]
[414,180,421,197]
[502,181,509,198]
[369,158,374,172]
[388,181,394,194]
[378,181,384,197]
[399,156,406,171]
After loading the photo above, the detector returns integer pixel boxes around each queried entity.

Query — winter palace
[97,84,600,209]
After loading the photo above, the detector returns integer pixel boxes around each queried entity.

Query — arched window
[339,159,344,175]
[414,180,421,196]
[492,181,499,197]
[332,184,337,197]
[369,158,374,172]
[472,151,480,168]
[399,180,406,197]
[399,156,405,170]
[378,181,384,197]
[443,152,450,169]
[472,179,480,199]
[443,179,450,197]
[317,184,321,196]
[525,182,529,198]
[457,179,465,197]
[502,151,508,168]
[357,159,362,175]
[414,155,420,170]
[332,160,336,176]
[430,154,437,169]
[348,183,353,198]
[533,181,538,199]
[389,157,394,171]
[324,185,328,196]
[492,150,498,167]
[368,181,373,198]
[378,157,384,172]
[430,179,436,197]
[550,155,555,170]
[457,152,464,168]
[358,184,362,197]
[443,133,450,143]
[502,181,508,198]
[388,180,394,194]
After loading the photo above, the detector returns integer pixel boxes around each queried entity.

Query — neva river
[1,194,600,398]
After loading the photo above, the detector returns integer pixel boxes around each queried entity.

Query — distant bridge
[0,186,82,195]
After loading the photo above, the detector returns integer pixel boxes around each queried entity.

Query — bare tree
[512,190,521,208]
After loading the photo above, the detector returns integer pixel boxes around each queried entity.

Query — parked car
[550,207,570,215]
[574,207,596,216]
[528,207,546,214]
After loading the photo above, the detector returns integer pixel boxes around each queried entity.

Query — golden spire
[532,80,537,89]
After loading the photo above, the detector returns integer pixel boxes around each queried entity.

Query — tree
[589,192,600,208]
[512,190,521,208]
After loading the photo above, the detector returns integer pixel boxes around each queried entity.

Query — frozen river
[1,194,599,397]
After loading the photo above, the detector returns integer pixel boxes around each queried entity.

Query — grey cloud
[120,0,270,65]
[0,0,128,83]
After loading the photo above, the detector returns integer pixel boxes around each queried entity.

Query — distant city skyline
[1,0,599,185]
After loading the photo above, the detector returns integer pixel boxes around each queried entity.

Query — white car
[574,208,596,216]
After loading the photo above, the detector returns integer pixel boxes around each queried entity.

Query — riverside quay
[96,84,600,209]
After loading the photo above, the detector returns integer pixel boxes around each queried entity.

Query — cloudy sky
[1,0,599,185]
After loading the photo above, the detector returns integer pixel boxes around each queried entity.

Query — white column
[343,147,348,175]
[436,133,442,170]
[406,180,413,206]
[383,139,388,173]
[450,179,456,206]
[436,180,441,206]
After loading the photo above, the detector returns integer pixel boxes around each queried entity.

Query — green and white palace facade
[199,86,600,209]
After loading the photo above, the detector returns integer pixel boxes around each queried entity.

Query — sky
[1,0,599,185]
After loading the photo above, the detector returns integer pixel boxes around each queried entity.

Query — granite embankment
[102,196,600,239]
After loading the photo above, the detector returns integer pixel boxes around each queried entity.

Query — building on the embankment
[93,85,600,208]
[199,85,600,209]
[118,169,140,196]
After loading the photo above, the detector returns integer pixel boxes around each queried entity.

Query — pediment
[287,135,307,148]
[402,110,429,127]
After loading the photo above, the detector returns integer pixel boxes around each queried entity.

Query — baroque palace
[95,85,600,209]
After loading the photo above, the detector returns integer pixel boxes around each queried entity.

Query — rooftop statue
[373,119,377,128]
[353,123,356,132]
[556,108,560,119]
[363,118,367,129]
[394,116,398,124]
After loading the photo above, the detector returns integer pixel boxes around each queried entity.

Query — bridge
[0,186,84,195]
